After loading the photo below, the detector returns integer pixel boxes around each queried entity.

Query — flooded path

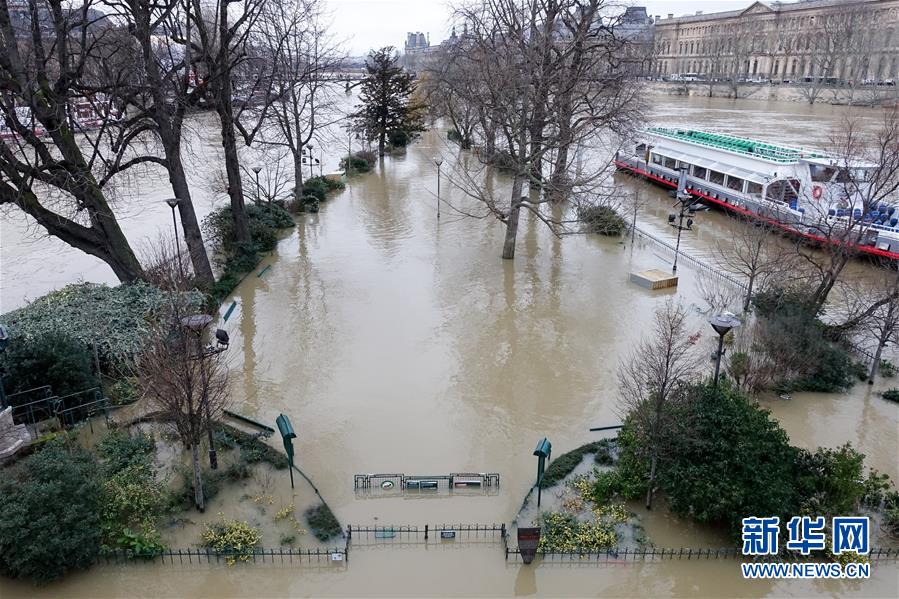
[1,96,898,597]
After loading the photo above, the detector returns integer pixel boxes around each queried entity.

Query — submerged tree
[353,46,426,157]
[136,300,230,512]
[617,300,699,510]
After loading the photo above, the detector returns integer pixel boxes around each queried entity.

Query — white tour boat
[614,127,899,260]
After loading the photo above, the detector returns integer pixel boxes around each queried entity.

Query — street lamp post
[308,144,315,179]
[709,313,742,387]
[252,166,263,204]
[433,156,443,219]
[0,325,9,409]
[181,314,230,470]
[165,198,184,279]
[671,166,693,273]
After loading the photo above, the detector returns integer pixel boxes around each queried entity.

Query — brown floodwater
[1,95,898,597]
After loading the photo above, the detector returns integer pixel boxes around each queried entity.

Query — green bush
[882,388,899,403]
[0,283,205,365]
[0,332,97,399]
[303,196,321,213]
[539,440,614,489]
[97,429,155,476]
[100,465,166,557]
[655,382,799,538]
[0,442,103,582]
[304,504,342,541]
[201,515,261,564]
[592,470,623,504]
[107,377,140,406]
[301,178,328,202]
[340,152,375,174]
[578,205,627,236]
[388,129,413,148]
[794,444,866,516]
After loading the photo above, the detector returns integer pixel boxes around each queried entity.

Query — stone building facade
[651,0,899,82]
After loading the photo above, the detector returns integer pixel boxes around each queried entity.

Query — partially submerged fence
[99,546,349,566]
[506,546,899,562]
[9,385,110,432]
[630,224,749,292]
[346,523,508,548]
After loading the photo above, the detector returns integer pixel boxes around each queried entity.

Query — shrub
[880,360,896,378]
[578,205,627,236]
[97,429,155,476]
[202,204,294,260]
[882,389,899,403]
[303,196,320,213]
[538,511,617,552]
[100,465,166,557]
[107,377,140,406]
[539,440,614,489]
[0,332,97,398]
[794,444,866,516]
[304,504,341,541]
[656,382,800,538]
[592,470,623,504]
[301,178,328,202]
[0,442,102,582]
[0,282,204,365]
[340,151,375,174]
[201,514,262,564]
[388,129,414,148]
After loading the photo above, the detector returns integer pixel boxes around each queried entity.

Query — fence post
[425,524,429,540]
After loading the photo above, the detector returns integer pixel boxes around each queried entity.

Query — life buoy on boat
[812,185,824,200]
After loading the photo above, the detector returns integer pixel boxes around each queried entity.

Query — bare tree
[799,5,868,105]
[446,0,643,259]
[714,221,795,312]
[796,110,899,314]
[249,0,344,201]
[618,300,699,510]
[0,0,144,281]
[136,299,230,512]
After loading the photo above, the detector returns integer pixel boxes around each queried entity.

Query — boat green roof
[647,127,827,164]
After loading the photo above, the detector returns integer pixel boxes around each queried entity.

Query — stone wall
[644,81,899,107]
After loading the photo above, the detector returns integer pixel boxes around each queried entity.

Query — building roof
[656,0,876,26]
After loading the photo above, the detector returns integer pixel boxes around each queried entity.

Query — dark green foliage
[447,129,463,144]
[106,377,139,406]
[353,47,427,155]
[96,429,154,476]
[0,332,97,399]
[882,388,899,403]
[613,423,652,500]
[340,154,372,174]
[592,470,623,504]
[578,205,627,236]
[753,287,856,393]
[655,382,799,538]
[793,444,866,516]
[213,423,288,469]
[304,504,342,541]
[884,491,899,537]
[0,442,102,583]
[539,440,614,489]
[303,196,321,213]
[301,178,328,202]
[387,129,414,148]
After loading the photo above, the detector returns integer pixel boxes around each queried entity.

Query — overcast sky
[326,0,756,56]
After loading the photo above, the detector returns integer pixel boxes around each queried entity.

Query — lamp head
[165,198,180,208]
[710,313,741,337]
[434,156,443,167]
[252,166,262,174]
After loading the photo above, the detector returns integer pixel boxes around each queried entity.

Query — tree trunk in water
[167,148,215,284]
[743,273,756,313]
[294,156,305,201]
[191,442,205,512]
[549,142,570,202]
[378,129,386,157]
[645,451,658,509]
[502,177,523,260]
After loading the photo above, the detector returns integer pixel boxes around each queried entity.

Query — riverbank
[645,80,899,107]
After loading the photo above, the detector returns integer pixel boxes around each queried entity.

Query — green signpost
[276,413,297,489]
[533,437,552,508]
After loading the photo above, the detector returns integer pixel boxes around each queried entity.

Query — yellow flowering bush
[201,513,262,565]
[538,512,617,552]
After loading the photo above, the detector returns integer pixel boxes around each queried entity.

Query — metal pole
[632,191,638,243]
[437,164,441,219]
[170,205,184,279]
[288,457,295,489]
[673,205,684,273]
[714,334,725,387]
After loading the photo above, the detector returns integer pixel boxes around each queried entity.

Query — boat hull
[614,159,899,262]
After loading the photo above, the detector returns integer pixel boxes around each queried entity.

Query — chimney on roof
[696,11,703,15]
[667,13,674,19]
[654,15,660,23]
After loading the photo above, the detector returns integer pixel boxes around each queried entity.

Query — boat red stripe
[614,160,899,261]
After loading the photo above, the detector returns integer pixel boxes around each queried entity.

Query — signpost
[533,438,551,508]
[276,413,296,489]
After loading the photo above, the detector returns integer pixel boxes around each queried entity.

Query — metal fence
[506,546,899,562]
[99,546,349,566]
[630,224,749,292]
[346,524,508,548]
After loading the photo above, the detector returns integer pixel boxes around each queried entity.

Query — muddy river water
[1,95,898,597]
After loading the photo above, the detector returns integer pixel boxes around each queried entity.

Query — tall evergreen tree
[353,47,426,157]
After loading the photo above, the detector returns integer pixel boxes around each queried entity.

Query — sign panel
[517,527,542,565]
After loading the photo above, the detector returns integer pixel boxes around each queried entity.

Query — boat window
[747,181,763,196]
[835,168,854,183]
[664,156,677,170]
[709,170,725,185]
[726,176,744,192]
[651,153,663,165]
[809,164,837,182]
[692,165,707,179]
